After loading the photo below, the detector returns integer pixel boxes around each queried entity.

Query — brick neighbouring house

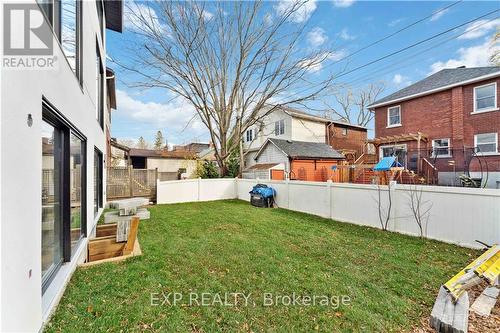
[326,121,368,162]
[368,66,500,188]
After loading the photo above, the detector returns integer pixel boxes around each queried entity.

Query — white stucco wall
[146,158,197,178]
[0,2,109,331]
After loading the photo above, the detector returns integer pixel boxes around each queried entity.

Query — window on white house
[387,106,401,126]
[96,43,104,128]
[474,133,498,154]
[474,83,496,112]
[37,0,82,83]
[432,138,451,157]
[275,119,285,135]
[246,129,253,142]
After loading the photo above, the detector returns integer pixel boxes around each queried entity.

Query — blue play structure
[373,156,402,171]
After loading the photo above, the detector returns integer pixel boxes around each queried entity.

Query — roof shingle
[264,138,344,159]
[369,67,500,107]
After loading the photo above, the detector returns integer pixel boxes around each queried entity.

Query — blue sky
[106,0,499,145]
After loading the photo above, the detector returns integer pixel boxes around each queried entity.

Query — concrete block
[470,286,499,317]
[108,197,149,210]
[430,287,469,333]
[430,286,449,330]
[104,208,150,224]
[451,292,469,333]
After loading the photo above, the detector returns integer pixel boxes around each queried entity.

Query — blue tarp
[249,184,276,198]
[373,156,402,171]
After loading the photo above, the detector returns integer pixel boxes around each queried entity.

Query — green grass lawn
[46,200,478,332]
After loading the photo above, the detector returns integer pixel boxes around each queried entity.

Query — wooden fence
[107,167,157,200]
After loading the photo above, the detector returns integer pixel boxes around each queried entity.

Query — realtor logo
[3,3,56,69]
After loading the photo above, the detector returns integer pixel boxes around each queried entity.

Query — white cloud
[338,28,355,41]
[124,2,166,33]
[429,39,498,74]
[392,73,412,87]
[307,27,327,47]
[327,49,348,61]
[298,55,325,73]
[458,19,500,40]
[202,10,213,21]
[430,8,449,22]
[114,90,207,142]
[332,0,356,8]
[388,18,404,27]
[275,0,317,23]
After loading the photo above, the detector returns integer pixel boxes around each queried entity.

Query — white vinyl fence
[157,178,500,248]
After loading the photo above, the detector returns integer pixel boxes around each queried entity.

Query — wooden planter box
[82,217,141,266]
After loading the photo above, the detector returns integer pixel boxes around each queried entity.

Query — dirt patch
[413,283,500,333]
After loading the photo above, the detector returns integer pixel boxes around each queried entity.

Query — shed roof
[257,138,344,160]
[369,66,500,108]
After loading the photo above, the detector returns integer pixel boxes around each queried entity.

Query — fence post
[155,168,158,202]
[286,179,290,209]
[389,181,398,232]
[234,177,239,199]
[327,180,333,219]
[197,177,201,201]
[128,165,133,197]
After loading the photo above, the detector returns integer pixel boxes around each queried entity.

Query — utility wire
[343,16,499,88]
[332,8,499,80]
[329,0,464,67]
[287,8,499,100]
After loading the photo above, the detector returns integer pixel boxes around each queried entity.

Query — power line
[329,0,464,67]
[286,8,499,100]
[333,9,499,80]
[344,16,499,88]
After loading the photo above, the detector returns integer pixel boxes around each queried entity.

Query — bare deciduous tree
[324,83,385,127]
[119,1,335,175]
[374,183,392,231]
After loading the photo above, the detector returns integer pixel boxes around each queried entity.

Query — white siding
[255,143,289,171]
[291,118,326,143]
[243,108,292,151]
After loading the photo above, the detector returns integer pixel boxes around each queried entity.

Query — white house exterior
[0,1,122,332]
[243,106,329,168]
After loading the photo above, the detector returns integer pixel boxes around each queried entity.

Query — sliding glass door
[42,102,86,291]
[41,120,64,287]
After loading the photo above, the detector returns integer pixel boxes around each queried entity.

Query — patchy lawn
[46,200,478,332]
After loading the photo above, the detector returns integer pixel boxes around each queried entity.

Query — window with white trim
[474,83,497,112]
[432,138,451,157]
[387,106,401,126]
[274,119,285,135]
[246,129,253,142]
[474,133,498,154]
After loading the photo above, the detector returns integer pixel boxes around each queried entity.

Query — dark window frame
[42,99,87,293]
[94,148,103,217]
[37,0,83,85]
[96,41,104,129]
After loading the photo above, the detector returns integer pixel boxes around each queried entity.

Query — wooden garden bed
[82,217,141,266]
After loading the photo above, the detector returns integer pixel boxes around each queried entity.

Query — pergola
[368,132,429,173]
[368,132,428,146]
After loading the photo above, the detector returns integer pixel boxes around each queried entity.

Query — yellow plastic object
[479,257,500,284]
[444,245,500,301]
